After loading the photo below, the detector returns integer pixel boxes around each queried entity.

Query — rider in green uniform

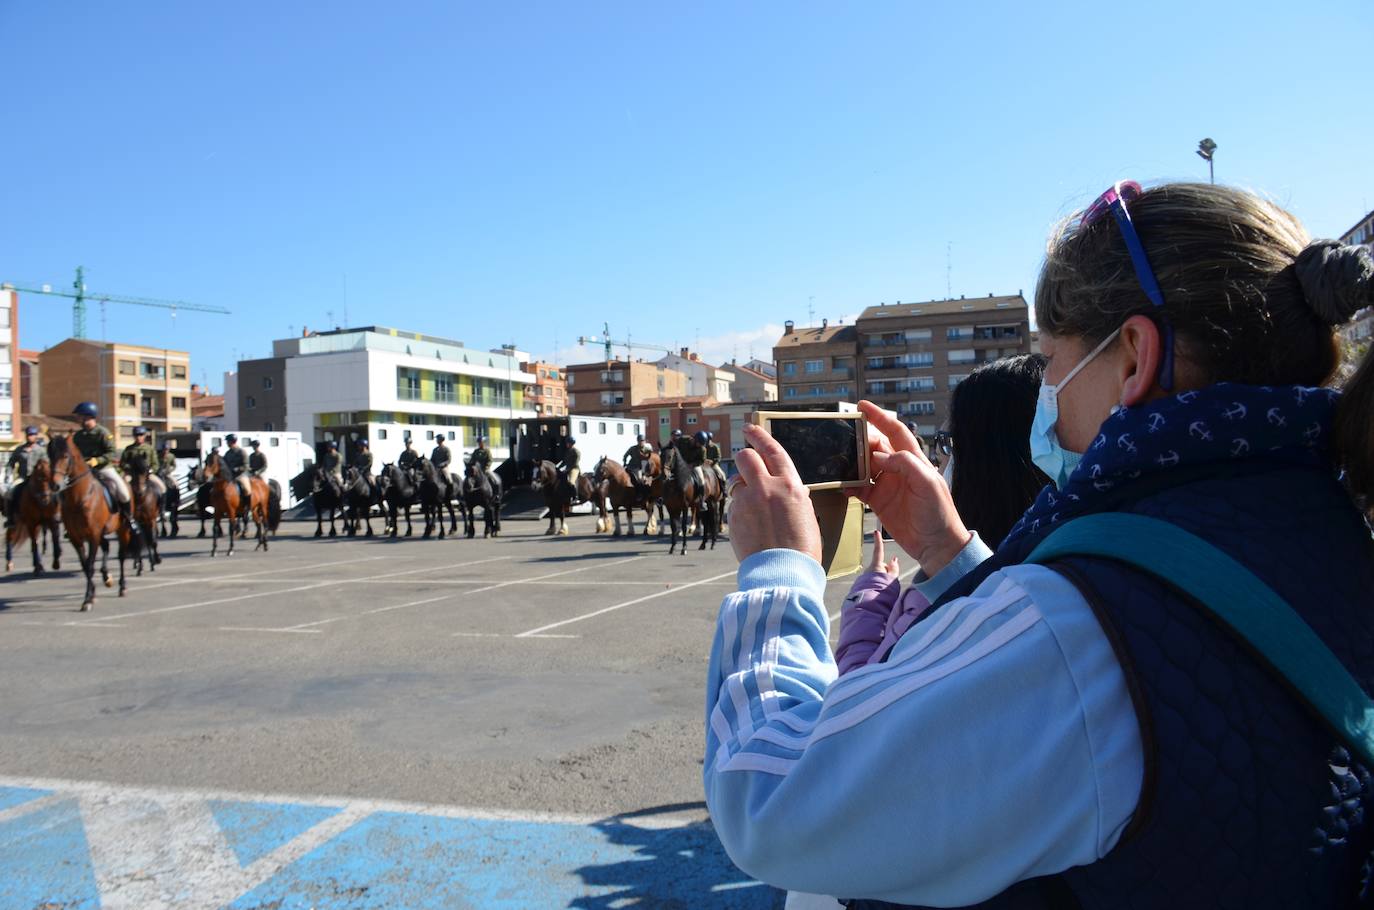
[71,402,137,531]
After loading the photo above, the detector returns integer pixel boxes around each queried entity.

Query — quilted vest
[847,461,1374,909]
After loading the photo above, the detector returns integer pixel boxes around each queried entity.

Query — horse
[158,462,181,539]
[379,463,421,538]
[415,457,459,540]
[340,467,382,537]
[594,456,660,537]
[203,451,273,555]
[46,435,134,609]
[5,459,63,575]
[660,443,723,555]
[125,454,163,575]
[531,460,578,536]
[461,461,503,538]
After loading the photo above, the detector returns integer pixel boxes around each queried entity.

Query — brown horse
[660,443,722,555]
[203,453,274,556]
[593,456,660,537]
[126,455,163,575]
[5,459,63,575]
[47,435,133,610]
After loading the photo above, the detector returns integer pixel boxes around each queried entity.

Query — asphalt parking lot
[0,514,877,908]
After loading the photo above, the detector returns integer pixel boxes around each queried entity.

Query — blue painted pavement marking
[0,777,782,909]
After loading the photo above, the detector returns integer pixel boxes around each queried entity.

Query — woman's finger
[741,424,802,484]
[859,401,922,458]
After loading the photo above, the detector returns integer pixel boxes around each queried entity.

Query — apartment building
[856,294,1031,435]
[564,359,688,418]
[0,290,17,441]
[523,361,568,417]
[655,349,735,402]
[38,338,192,442]
[773,320,859,407]
[233,326,536,466]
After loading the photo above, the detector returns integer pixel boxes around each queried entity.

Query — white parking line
[65,556,514,625]
[513,569,737,638]
[275,556,647,632]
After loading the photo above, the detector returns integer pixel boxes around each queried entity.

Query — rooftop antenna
[946,241,952,299]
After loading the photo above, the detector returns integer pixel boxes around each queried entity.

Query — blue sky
[2,1,1370,388]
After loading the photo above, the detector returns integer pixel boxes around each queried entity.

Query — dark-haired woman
[707,182,1374,908]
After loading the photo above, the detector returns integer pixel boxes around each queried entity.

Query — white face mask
[1029,328,1121,488]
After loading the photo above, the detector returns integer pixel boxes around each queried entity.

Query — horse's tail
[268,480,283,532]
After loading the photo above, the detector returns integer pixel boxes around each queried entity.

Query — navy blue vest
[848,460,1374,909]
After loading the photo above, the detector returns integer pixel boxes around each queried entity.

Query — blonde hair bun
[1295,240,1374,326]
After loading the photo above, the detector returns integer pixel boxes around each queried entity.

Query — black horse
[379,463,421,539]
[341,467,382,537]
[415,457,460,539]
[462,461,502,538]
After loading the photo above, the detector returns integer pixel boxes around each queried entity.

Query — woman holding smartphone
[707,182,1374,908]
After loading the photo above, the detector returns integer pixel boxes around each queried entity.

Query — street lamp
[1196,138,1217,184]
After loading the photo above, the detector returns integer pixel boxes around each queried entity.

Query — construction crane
[577,322,676,362]
[1,266,231,339]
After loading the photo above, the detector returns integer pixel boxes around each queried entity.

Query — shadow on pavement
[572,803,782,910]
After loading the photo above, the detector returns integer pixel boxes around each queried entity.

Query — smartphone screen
[768,417,862,485]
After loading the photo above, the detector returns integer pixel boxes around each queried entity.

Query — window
[947,349,976,365]
[904,329,932,343]
[946,326,975,341]
[118,360,135,375]
[262,376,274,390]
[579,421,588,434]
[171,396,187,409]
[172,365,187,379]
[804,359,824,374]
[948,373,970,390]
[270,436,281,445]
[119,393,136,407]
[782,361,797,376]
[246,396,257,409]
[686,414,698,425]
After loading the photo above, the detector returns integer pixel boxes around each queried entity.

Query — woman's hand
[867,524,900,576]
[854,401,971,577]
[727,423,823,566]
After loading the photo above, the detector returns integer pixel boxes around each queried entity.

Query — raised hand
[727,423,823,565]
[854,401,971,578]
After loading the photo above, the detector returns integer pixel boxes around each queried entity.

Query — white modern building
[233,327,537,469]
[654,348,735,402]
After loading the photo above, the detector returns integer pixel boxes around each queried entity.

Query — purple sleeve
[835,571,902,676]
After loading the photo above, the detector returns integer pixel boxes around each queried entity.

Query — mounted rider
[703,430,728,488]
[6,425,48,523]
[558,436,581,497]
[622,433,654,489]
[469,435,499,490]
[247,439,268,478]
[352,439,375,493]
[222,434,254,498]
[119,426,167,499]
[71,402,138,532]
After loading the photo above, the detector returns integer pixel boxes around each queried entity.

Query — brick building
[564,359,688,418]
[38,338,193,443]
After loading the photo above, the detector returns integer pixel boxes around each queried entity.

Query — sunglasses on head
[1078,180,1175,392]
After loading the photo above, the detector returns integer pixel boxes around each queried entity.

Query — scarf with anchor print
[1001,382,1341,550]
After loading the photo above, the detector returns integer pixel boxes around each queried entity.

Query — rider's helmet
[694,430,709,445]
[133,426,149,438]
[226,433,238,444]
[72,401,99,420]
[24,425,40,438]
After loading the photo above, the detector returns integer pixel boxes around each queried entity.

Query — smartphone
[752,411,870,490]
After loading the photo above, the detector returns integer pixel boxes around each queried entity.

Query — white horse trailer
[159,430,309,508]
